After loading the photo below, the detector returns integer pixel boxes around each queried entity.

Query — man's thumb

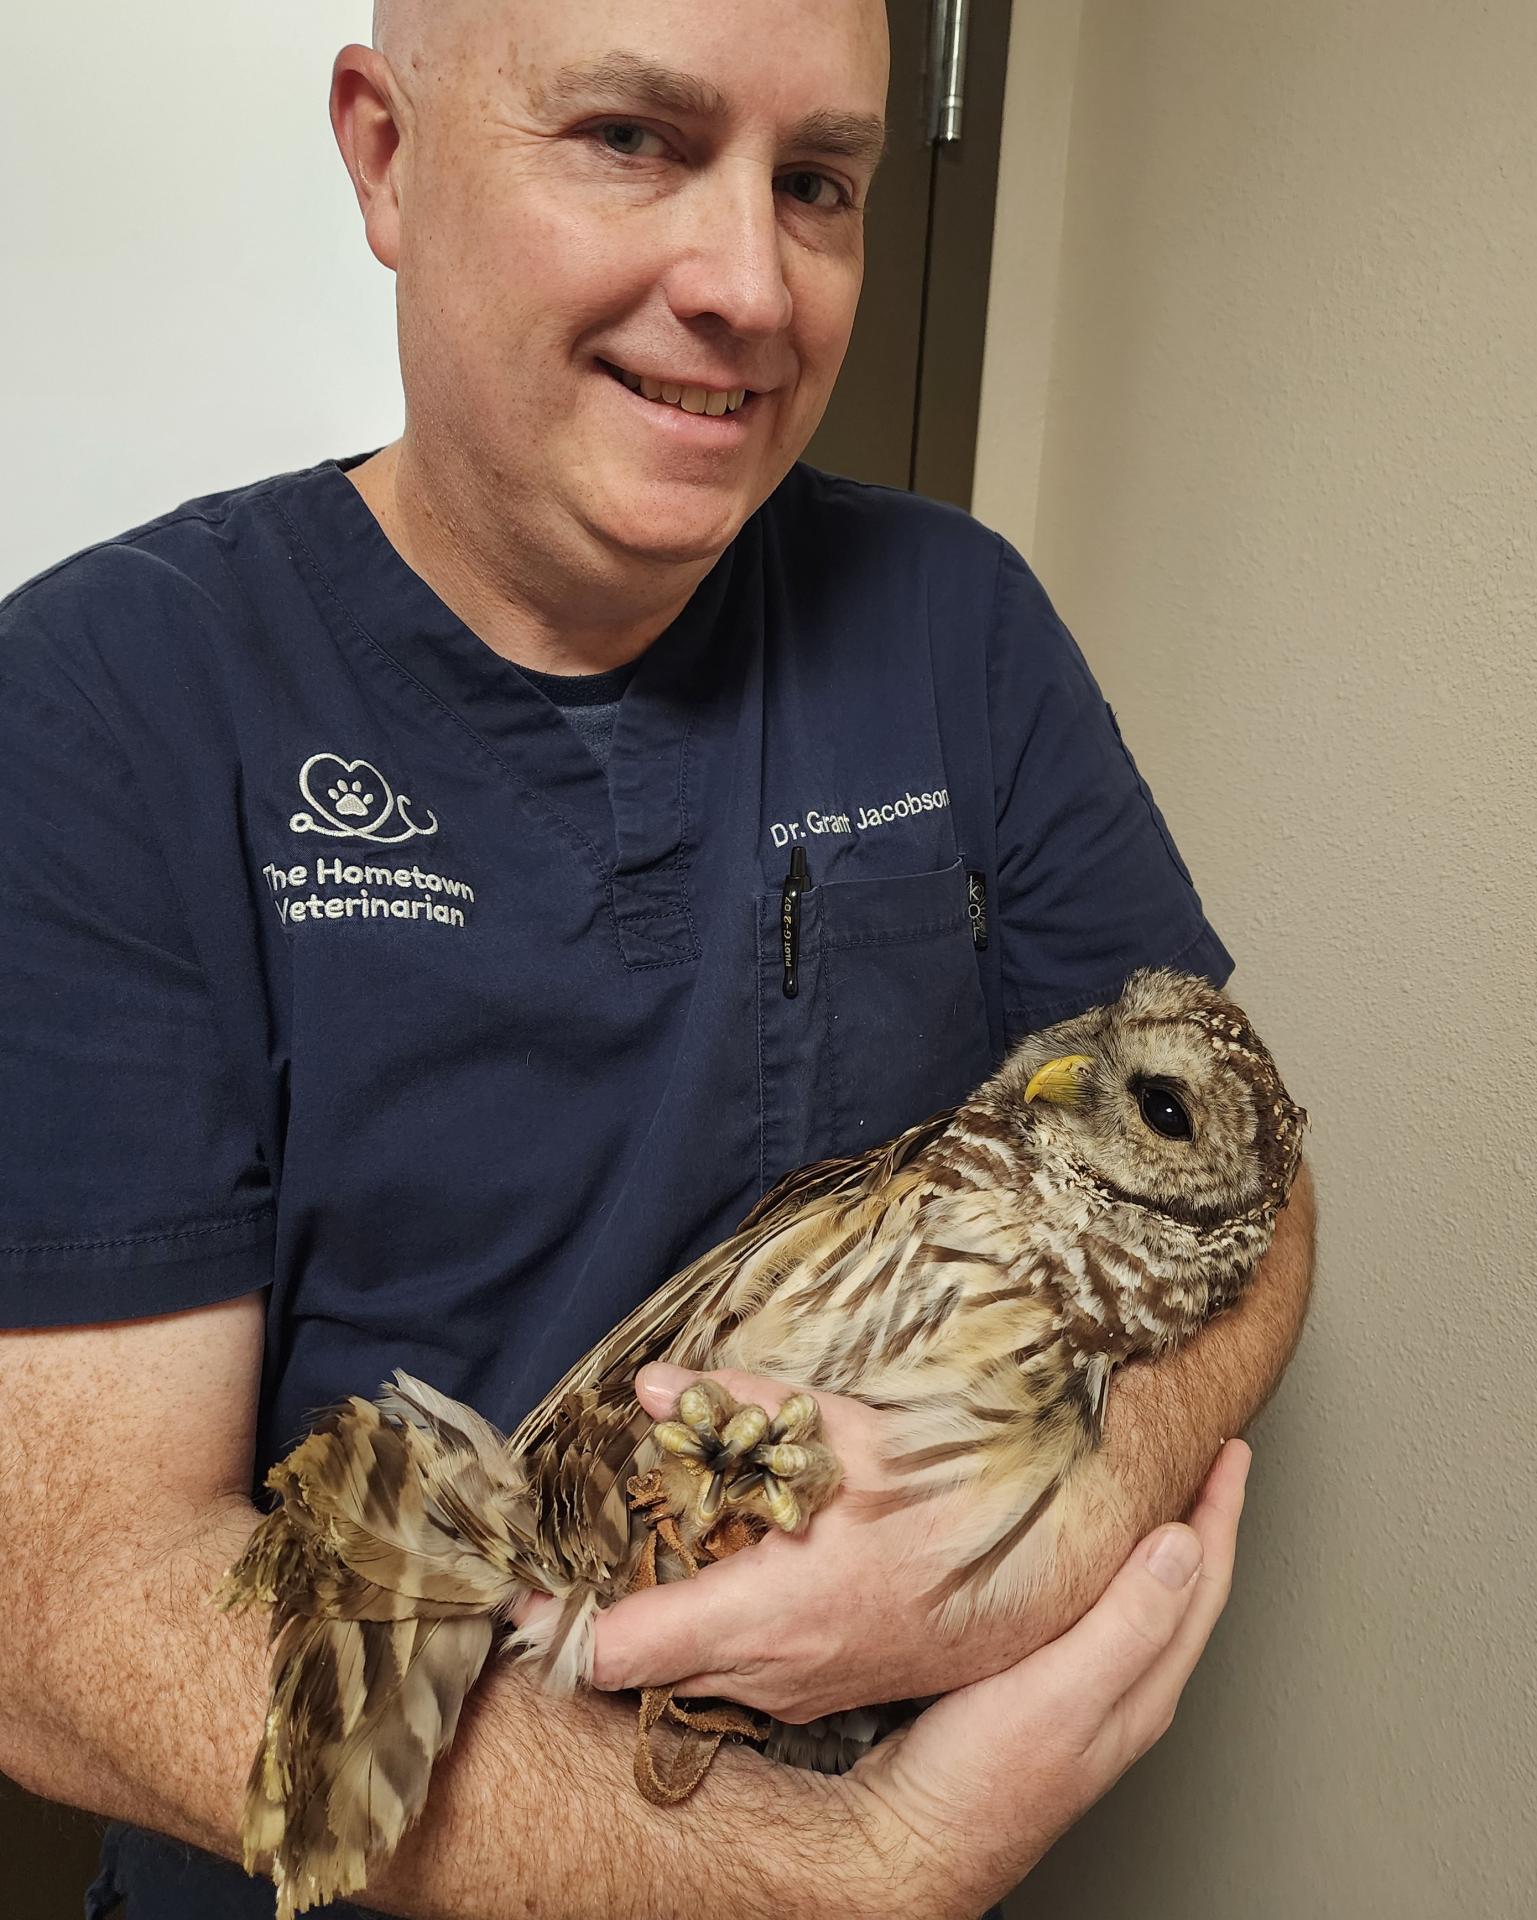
[1028,1522,1205,1727]
[633,1363,698,1416]
[633,1363,800,1420]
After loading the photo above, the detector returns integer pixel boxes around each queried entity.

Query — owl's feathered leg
[651,1379,843,1542]
[620,1383,846,1802]
[621,1489,771,1804]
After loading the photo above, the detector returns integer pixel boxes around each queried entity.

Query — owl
[219,967,1305,1918]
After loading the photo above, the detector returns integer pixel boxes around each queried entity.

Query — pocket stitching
[821,913,969,953]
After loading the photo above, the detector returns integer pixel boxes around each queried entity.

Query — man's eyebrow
[531,52,888,169]
[790,108,889,168]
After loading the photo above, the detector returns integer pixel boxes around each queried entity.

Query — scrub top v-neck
[298,460,736,970]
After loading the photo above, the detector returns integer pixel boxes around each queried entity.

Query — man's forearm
[1071,1161,1316,1593]
[5,1499,873,1920]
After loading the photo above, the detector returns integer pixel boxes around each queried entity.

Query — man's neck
[345,439,712,676]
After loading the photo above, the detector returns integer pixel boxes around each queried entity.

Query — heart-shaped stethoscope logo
[289,754,438,844]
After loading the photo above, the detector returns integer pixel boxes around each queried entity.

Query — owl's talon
[651,1384,843,1545]
[719,1406,770,1459]
[678,1381,735,1436]
[653,1420,709,1461]
[768,1393,820,1444]
[760,1472,801,1533]
[754,1442,811,1479]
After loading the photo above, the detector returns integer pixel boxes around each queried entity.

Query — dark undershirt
[511,657,640,770]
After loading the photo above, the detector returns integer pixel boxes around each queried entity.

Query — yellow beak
[1023,1054,1095,1106]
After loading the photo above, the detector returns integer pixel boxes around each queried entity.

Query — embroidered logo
[289,754,438,845]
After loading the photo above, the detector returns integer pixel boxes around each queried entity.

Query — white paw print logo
[328,776,375,821]
[290,754,438,844]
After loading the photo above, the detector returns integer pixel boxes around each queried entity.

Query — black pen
[780,845,809,998]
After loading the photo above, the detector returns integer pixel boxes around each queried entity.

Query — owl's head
[999,969,1306,1225]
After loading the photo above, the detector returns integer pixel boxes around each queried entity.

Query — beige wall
[975,3,1537,1915]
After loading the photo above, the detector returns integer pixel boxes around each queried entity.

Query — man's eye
[596,123,665,159]
[779,169,847,211]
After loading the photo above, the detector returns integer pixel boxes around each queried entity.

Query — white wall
[1,3,394,592]
[978,3,1537,1915]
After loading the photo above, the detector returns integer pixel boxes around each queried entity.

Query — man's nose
[662,165,795,340]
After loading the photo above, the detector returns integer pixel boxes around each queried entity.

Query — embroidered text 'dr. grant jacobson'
[769,784,950,849]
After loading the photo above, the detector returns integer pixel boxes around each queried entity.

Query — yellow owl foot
[651,1379,842,1537]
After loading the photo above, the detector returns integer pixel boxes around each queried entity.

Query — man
[0,2,1312,1916]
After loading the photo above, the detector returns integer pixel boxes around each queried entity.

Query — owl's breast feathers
[506,1094,1269,1615]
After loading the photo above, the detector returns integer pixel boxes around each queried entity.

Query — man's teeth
[614,366,748,415]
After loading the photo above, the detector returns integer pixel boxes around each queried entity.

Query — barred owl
[221,966,1305,1917]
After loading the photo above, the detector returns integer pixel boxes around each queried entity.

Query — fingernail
[637,1363,695,1397]
[1146,1526,1202,1590]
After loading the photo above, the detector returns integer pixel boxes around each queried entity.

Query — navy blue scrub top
[0,456,1230,1918]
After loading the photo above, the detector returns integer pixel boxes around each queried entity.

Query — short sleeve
[0,667,274,1326]
[986,541,1233,1039]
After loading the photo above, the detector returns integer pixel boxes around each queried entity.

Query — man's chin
[592,489,757,570]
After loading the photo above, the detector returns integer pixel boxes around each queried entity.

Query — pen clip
[780,845,809,998]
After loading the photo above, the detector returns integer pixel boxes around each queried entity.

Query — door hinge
[928,0,972,145]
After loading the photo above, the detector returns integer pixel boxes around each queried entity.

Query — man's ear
[330,45,405,272]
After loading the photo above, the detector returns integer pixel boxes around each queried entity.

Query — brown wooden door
[807,0,1013,508]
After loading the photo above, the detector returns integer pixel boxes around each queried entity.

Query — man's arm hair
[0,1296,873,1920]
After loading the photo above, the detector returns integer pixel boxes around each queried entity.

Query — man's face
[387,0,889,571]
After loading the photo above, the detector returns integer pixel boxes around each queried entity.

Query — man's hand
[836,1440,1250,1919]
[591,1361,1076,1720]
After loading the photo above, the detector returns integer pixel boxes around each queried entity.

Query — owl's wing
[505,1107,961,1596]
[735,1107,957,1233]
[218,1386,541,1623]
[508,1105,959,1451]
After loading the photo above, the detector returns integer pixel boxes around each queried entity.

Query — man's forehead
[372,0,491,64]
[374,0,888,127]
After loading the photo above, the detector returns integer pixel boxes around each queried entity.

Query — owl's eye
[1136,1081,1193,1141]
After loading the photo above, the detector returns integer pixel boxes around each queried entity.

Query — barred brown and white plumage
[218,966,1305,1916]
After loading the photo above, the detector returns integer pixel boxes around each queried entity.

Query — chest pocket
[756,857,994,1184]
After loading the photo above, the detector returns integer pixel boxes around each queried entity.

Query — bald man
[0,3,1311,1916]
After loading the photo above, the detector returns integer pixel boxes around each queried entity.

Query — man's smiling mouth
[597,358,752,416]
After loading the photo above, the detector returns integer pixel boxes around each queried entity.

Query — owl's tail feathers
[242,1611,495,1920]
[765,1703,912,1773]
[217,1379,555,1624]
[217,1377,575,1914]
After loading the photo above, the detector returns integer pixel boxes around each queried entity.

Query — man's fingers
[633,1362,802,1421]
[881,1514,1208,1812]
[1029,1438,1251,1740]
[1114,1438,1250,1742]
[1019,1520,1207,1739]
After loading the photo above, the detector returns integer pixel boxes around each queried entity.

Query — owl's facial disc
[1006,970,1305,1223]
